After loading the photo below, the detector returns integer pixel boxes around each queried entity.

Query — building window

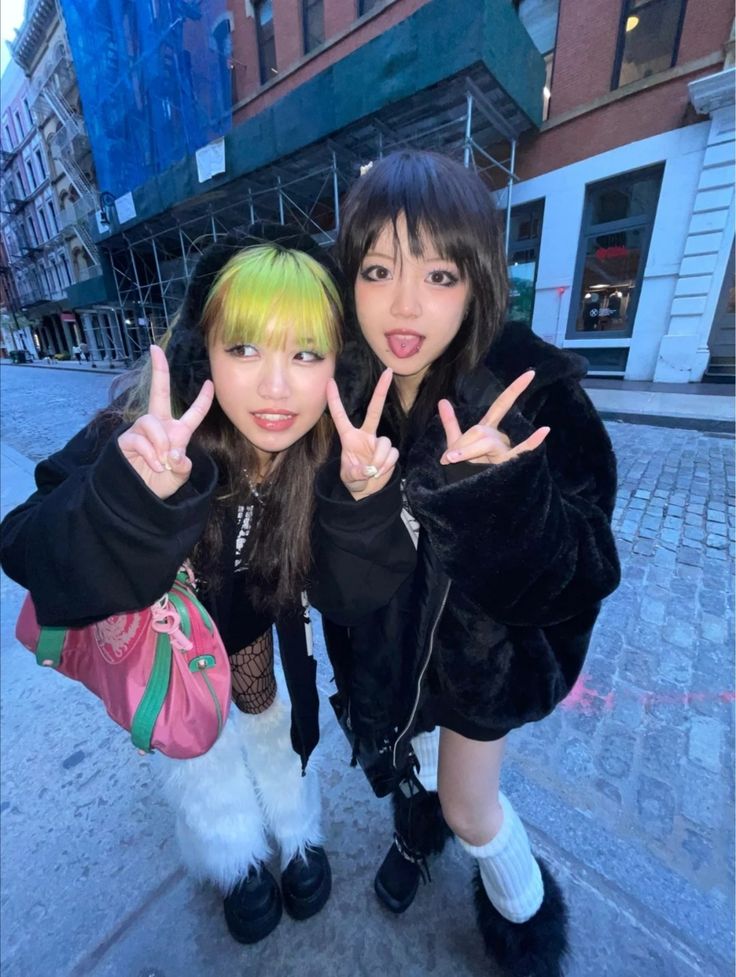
[47,200,59,233]
[3,124,12,149]
[507,199,545,326]
[254,0,277,84]
[358,0,380,15]
[38,207,50,240]
[25,159,36,190]
[34,149,46,180]
[612,0,687,89]
[14,111,23,138]
[303,0,324,53]
[212,16,234,111]
[26,217,38,246]
[24,98,33,128]
[60,253,71,286]
[568,165,663,339]
[542,53,553,121]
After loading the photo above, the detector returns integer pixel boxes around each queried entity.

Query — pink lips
[385,330,424,359]
[251,410,298,432]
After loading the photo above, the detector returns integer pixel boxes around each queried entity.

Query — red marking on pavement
[560,674,735,713]
[559,674,615,715]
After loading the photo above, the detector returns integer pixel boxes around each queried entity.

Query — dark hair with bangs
[336,150,508,440]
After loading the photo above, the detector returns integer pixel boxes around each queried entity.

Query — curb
[601,410,734,435]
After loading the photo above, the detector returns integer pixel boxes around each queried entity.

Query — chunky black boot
[223,866,282,944]
[281,845,332,921]
[374,784,452,914]
[473,859,569,977]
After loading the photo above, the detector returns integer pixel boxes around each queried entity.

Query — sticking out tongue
[387,333,423,359]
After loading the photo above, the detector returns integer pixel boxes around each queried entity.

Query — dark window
[26,217,38,246]
[38,207,50,239]
[358,0,380,15]
[47,200,59,233]
[14,111,23,138]
[3,124,12,149]
[213,17,234,111]
[254,0,277,84]
[568,165,663,339]
[60,253,71,285]
[35,149,46,180]
[507,199,545,326]
[25,159,36,190]
[303,0,324,53]
[612,0,687,89]
[24,98,33,128]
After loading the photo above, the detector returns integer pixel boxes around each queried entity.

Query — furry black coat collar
[312,323,620,774]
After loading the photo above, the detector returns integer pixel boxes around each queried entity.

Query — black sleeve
[308,459,417,626]
[0,421,218,627]
[406,379,620,627]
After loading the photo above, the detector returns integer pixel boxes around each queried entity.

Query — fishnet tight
[230,629,276,715]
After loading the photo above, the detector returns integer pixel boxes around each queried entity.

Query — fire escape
[29,46,100,270]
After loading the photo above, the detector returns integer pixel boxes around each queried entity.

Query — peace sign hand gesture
[326,368,400,500]
[117,345,215,500]
[438,370,550,467]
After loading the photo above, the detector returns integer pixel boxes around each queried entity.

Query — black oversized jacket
[310,324,620,776]
[0,419,320,769]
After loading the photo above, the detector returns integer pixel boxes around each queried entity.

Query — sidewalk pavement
[4,359,733,432]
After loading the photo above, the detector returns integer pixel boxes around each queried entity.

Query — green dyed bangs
[203,244,342,354]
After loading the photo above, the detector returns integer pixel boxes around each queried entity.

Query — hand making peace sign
[326,368,399,500]
[117,345,215,500]
[438,370,550,466]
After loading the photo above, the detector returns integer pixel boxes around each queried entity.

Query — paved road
[1,363,733,977]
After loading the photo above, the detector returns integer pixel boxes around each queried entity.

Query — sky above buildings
[1,0,26,75]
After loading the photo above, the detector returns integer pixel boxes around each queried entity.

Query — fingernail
[163,461,172,472]
[169,449,182,463]
[364,465,378,477]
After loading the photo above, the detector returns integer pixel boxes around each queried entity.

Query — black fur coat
[310,323,620,772]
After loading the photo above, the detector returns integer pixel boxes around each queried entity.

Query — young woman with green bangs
[0,226,343,946]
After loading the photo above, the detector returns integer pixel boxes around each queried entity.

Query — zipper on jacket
[392,578,451,770]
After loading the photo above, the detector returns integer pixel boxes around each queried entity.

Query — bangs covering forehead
[203,244,342,354]
[343,152,497,280]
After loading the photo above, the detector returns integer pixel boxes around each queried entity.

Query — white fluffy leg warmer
[156,706,270,893]
[235,695,323,870]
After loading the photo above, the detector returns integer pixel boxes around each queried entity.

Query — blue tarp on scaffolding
[60,0,232,199]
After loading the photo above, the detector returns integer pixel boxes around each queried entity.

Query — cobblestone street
[1,364,734,977]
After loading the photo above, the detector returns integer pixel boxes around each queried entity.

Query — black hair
[336,150,508,439]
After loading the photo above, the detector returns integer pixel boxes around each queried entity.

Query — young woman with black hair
[311,152,620,976]
[1,227,344,946]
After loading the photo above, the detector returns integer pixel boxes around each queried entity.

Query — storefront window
[569,166,662,339]
[507,200,544,326]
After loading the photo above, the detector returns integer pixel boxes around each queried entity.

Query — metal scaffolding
[103,71,523,349]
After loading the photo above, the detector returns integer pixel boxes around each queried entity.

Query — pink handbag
[15,567,231,759]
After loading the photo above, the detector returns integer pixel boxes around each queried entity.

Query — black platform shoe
[223,866,282,944]
[473,859,569,977]
[374,785,452,914]
[281,845,332,921]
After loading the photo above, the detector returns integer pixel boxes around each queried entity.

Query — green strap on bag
[35,627,66,667]
[129,631,172,752]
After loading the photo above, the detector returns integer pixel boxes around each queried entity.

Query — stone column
[654,67,735,382]
[81,312,101,361]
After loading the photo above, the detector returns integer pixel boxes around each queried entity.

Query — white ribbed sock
[457,792,543,923]
[411,729,439,793]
